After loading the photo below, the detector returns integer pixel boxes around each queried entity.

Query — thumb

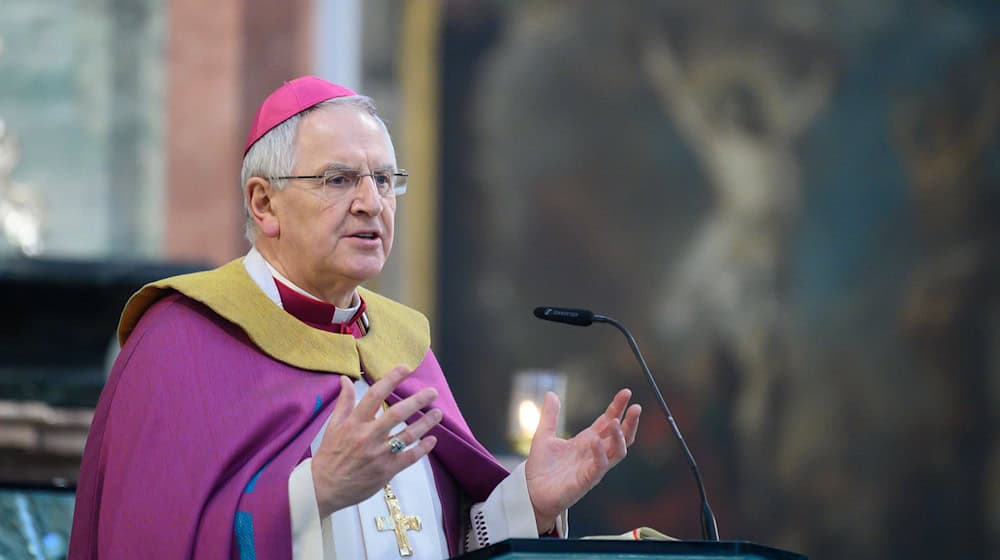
[535,391,561,439]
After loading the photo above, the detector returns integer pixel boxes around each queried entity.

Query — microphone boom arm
[592,314,720,541]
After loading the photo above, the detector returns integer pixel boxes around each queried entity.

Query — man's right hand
[311,365,442,518]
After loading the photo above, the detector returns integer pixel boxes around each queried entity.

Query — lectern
[456,539,806,559]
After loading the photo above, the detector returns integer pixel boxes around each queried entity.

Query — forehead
[294,104,395,167]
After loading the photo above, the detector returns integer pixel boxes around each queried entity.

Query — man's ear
[246,177,280,238]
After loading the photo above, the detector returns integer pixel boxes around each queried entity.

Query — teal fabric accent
[234,511,256,560]
[244,460,271,493]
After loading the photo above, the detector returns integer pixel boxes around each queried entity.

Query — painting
[437,1,1000,558]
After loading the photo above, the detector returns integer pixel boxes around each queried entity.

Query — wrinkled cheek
[381,218,395,258]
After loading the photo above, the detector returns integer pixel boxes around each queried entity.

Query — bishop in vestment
[69,77,641,559]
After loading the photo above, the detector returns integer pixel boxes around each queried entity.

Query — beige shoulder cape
[117,258,430,380]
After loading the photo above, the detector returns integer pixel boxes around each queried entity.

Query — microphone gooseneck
[533,306,720,541]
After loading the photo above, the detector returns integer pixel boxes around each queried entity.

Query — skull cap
[243,76,358,156]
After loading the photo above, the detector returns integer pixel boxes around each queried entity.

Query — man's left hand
[524,389,641,534]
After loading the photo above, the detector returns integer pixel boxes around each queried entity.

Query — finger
[590,435,610,470]
[389,408,443,446]
[606,418,628,463]
[604,388,633,422]
[375,387,439,432]
[535,392,561,439]
[329,375,357,424]
[355,366,412,417]
[392,435,438,470]
[622,404,641,446]
[589,389,630,434]
[595,414,620,438]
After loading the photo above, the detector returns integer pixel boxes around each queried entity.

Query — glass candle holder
[507,369,567,456]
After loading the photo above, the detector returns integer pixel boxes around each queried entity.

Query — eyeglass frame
[267,168,409,197]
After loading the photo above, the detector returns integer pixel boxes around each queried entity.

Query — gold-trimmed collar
[117,259,430,380]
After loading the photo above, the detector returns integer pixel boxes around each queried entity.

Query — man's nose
[351,176,383,215]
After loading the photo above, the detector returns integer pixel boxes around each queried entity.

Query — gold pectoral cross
[375,483,422,557]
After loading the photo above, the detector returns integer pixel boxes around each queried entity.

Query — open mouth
[350,232,379,240]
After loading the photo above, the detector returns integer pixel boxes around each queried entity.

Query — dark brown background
[435,2,1000,559]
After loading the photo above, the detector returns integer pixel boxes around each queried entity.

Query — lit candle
[507,370,567,456]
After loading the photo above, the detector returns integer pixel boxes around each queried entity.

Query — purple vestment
[69,293,508,558]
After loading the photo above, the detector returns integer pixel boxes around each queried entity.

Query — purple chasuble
[69,292,508,559]
[270,278,468,553]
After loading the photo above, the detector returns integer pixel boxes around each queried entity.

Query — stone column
[165,0,312,265]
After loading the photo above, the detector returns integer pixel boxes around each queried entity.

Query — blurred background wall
[0,1,997,559]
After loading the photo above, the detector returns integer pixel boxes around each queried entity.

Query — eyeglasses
[269,168,408,198]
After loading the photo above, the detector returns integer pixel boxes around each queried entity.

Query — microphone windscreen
[533,306,594,326]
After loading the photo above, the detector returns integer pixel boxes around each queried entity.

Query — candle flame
[517,400,541,436]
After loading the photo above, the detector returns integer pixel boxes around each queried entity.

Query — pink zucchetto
[243,76,358,156]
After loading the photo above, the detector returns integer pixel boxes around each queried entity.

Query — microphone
[532,306,594,326]
[533,306,721,541]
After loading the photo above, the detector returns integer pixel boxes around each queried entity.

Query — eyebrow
[319,162,397,174]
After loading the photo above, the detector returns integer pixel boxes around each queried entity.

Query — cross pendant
[375,484,422,557]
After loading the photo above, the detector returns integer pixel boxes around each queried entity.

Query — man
[69,76,641,559]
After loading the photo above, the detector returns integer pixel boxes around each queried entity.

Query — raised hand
[311,366,442,517]
[524,389,641,533]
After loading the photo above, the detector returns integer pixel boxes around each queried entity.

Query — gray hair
[240,95,389,242]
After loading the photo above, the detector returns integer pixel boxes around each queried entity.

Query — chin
[341,263,386,284]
